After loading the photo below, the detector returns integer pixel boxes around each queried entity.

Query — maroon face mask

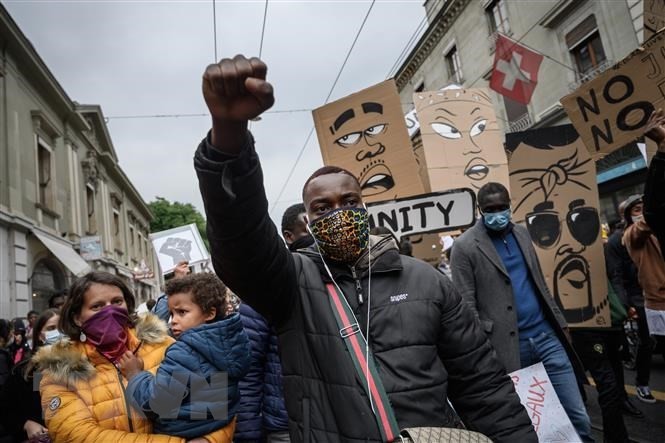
[80,305,130,364]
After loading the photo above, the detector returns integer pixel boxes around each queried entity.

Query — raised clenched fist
[202,55,275,123]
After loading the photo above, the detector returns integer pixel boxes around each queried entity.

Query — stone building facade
[0,5,159,318]
[395,0,650,224]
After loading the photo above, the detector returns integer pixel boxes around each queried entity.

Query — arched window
[31,260,65,312]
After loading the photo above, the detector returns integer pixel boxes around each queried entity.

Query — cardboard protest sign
[413,88,510,195]
[560,29,665,156]
[367,189,475,238]
[509,363,581,442]
[645,0,665,40]
[313,80,425,203]
[506,125,610,327]
[150,223,209,274]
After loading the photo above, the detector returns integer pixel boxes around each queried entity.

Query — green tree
[147,197,208,249]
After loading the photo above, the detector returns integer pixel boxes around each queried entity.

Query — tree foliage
[147,197,208,248]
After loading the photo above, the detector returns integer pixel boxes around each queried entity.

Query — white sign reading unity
[150,223,209,275]
[509,363,581,443]
[367,188,475,238]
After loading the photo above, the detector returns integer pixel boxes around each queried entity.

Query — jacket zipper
[350,266,364,304]
[117,368,134,432]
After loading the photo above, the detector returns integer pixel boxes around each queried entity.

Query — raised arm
[643,109,665,253]
[195,56,297,325]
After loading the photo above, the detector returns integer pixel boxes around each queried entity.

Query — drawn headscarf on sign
[313,80,425,203]
[506,125,609,327]
[413,88,510,194]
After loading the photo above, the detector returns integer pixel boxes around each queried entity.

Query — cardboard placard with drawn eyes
[413,88,510,196]
[506,125,610,328]
[313,80,425,203]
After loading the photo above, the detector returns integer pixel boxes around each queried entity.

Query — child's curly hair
[165,273,227,317]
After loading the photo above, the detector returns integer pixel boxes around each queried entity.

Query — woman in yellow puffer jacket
[33,271,235,443]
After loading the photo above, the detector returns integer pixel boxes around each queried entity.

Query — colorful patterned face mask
[308,207,369,263]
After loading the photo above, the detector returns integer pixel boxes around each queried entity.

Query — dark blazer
[451,220,584,378]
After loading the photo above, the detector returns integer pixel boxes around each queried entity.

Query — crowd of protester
[0,56,664,443]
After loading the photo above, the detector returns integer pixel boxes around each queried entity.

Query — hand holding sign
[644,108,665,149]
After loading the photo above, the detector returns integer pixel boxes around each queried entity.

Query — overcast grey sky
[4,0,425,228]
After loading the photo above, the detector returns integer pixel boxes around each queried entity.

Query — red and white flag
[490,34,544,105]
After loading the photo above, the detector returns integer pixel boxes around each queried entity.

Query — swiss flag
[490,34,544,105]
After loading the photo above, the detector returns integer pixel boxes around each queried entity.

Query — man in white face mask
[193,55,536,442]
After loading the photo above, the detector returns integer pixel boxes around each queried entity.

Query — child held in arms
[119,273,250,441]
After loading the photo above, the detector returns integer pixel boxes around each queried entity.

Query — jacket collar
[299,235,402,281]
[33,313,169,385]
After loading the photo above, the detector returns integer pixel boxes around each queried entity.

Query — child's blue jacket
[127,313,250,438]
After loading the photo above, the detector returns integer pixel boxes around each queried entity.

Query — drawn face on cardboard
[313,80,425,203]
[328,102,395,197]
[508,126,608,326]
[414,89,509,192]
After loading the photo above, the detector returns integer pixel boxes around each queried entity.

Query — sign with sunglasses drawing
[506,125,609,328]
[413,88,510,196]
[313,80,425,203]
[561,28,665,156]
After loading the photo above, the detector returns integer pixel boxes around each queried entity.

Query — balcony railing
[507,113,533,133]
[568,59,614,91]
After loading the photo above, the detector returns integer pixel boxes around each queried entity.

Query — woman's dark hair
[32,309,60,350]
[59,272,136,340]
[165,273,227,319]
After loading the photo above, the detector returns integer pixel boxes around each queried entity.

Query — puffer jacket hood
[33,312,169,385]
[177,312,249,377]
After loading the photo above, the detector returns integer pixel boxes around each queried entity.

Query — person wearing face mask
[281,202,314,252]
[622,109,665,403]
[451,182,592,442]
[32,272,235,443]
[194,55,535,442]
[1,309,61,442]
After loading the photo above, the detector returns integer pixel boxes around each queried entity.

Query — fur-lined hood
[33,313,169,385]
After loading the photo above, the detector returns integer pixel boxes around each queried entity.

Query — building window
[129,225,135,257]
[571,32,607,77]
[566,15,607,79]
[487,0,510,35]
[37,140,54,210]
[504,96,531,132]
[113,209,122,253]
[445,46,463,84]
[86,184,96,234]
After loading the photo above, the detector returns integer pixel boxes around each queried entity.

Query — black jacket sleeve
[604,238,629,307]
[194,132,298,326]
[436,276,537,443]
[644,151,665,256]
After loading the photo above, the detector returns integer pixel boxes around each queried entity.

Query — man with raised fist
[194,55,536,442]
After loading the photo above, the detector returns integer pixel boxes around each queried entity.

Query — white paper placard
[645,307,665,336]
[150,223,209,275]
[509,362,581,443]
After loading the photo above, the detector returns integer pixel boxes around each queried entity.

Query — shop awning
[32,230,91,277]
